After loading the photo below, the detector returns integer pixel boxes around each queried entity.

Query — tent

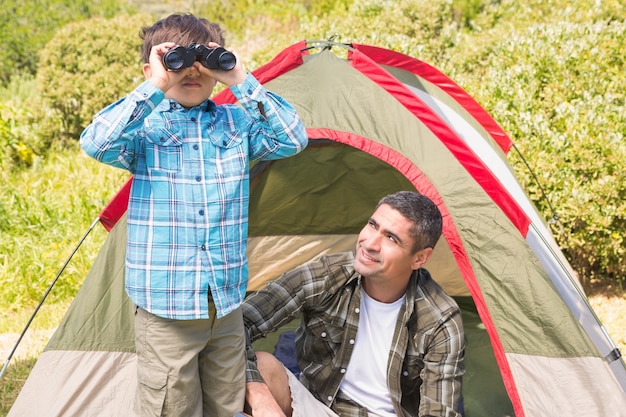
[8,40,626,417]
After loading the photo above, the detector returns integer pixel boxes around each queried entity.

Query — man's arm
[419,308,465,417]
[242,256,338,413]
[243,268,313,383]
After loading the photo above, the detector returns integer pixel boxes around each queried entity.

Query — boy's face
[163,62,218,108]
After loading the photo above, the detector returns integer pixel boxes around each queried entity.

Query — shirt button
[193,144,199,150]
[403,370,409,377]
[159,137,165,142]
[327,396,332,402]
[191,117,197,122]
[199,210,205,216]
[321,332,327,338]
[247,89,253,95]
[222,140,227,146]
[201,245,206,251]
[349,339,355,344]
[355,308,360,314]
[340,368,346,374]
[195,176,201,182]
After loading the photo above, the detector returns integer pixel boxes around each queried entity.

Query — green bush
[0,0,129,86]
[1,0,625,324]
[0,75,39,169]
[448,19,626,281]
[35,13,154,144]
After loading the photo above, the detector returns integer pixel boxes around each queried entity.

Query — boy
[80,13,307,417]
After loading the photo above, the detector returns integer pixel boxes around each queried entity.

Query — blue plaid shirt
[80,73,307,319]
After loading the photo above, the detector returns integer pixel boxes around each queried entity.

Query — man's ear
[412,247,433,270]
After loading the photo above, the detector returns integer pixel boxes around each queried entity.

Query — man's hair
[376,191,443,253]
[140,13,226,63]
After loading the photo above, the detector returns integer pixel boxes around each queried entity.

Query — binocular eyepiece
[162,43,236,71]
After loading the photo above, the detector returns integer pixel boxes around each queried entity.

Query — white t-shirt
[339,288,405,417]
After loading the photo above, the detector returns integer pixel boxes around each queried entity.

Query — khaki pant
[134,304,246,417]
[286,368,384,417]
[285,367,339,417]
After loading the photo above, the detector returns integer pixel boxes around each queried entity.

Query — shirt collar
[158,98,217,114]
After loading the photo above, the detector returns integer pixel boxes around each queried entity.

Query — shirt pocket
[304,318,344,359]
[145,129,184,174]
[401,330,427,390]
[211,130,246,176]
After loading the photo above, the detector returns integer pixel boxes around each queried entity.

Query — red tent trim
[98,177,132,232]
[347,46,531,235]
[352,43,513,154]
[213,41,308,105]
[346,48,527,416]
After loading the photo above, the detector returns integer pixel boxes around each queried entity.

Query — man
[242,191,465,417]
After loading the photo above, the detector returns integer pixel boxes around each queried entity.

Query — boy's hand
[143,42,189,92]
[203,42,247,87]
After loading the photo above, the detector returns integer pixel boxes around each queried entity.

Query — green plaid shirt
[243,252,465,417]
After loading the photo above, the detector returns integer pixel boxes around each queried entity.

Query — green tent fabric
[8,40,626,417]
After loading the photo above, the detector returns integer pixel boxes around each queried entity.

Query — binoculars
[162,43,236,71]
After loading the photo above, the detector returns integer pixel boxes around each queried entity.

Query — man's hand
[246,381,288,417]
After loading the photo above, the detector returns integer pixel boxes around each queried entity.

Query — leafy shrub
[448,19,626,281]
[0,75,38,169]
[35,13,153,144]
[293,0,464,62]
[0,0,129,86]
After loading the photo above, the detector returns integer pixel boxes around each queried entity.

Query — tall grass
[1,146,128,332]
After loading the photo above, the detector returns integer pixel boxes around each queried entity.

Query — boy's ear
[142,63,152,79]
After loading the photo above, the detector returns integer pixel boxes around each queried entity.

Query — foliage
[0,145,128,311]
[0,357,37,417]
[0,0,131,87]
[35,13,154,144]
[447,18,626,281]
[1,0,625,324]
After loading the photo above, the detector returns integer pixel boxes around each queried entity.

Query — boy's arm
[79,81,164,171]
[230,73,308,161]
[80,42,181,171]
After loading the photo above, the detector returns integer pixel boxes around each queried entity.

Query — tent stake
[0,217,100,380]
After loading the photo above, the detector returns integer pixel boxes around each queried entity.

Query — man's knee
[256,351,286,383]
[253,351,293,415]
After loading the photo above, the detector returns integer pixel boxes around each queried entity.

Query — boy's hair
[140,13,226,63]
[376,191,443,253]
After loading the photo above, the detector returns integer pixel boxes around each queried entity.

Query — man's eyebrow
[369,216,405,246]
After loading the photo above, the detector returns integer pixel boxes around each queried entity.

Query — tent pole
[0,217,101,380]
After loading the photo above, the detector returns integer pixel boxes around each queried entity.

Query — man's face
[354,204,428,284]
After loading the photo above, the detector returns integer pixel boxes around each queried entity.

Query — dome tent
[8,40,626,417]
